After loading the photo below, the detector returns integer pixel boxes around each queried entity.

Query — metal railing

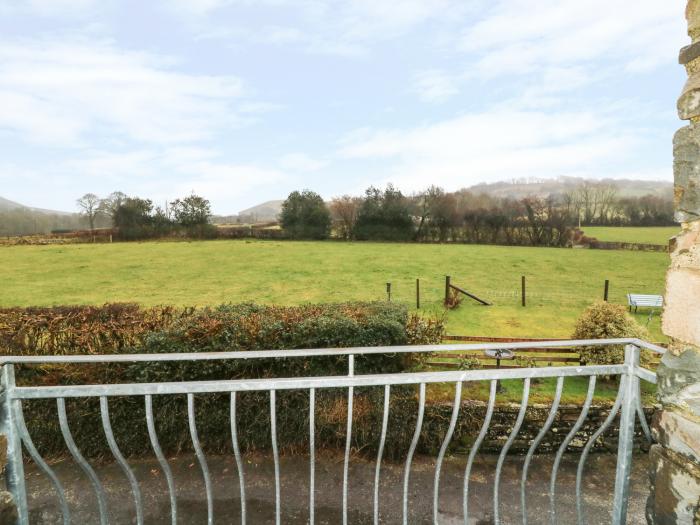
[0,338,665,525]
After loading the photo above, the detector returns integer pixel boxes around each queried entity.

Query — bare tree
[76,193,102,232]
[99,191,128,223]
[329,195,361,239]
[595,183,618,223]
[412,185,446,240]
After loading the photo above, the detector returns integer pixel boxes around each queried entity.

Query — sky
[0,0,689,215]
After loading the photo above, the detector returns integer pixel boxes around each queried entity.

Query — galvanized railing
[0,338,664,524]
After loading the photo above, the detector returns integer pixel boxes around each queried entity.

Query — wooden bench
[627,293,663,312]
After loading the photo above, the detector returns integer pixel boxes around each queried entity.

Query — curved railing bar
[57,397,109,525]
[433,381,462,525]
[14,400,70,525]
[521,376,564,525]
[373,384,390,525]
[99,397,143,525]
[403,382,426,525]
[463,379,497,525]
[635,387,652,443]
[187,394,213,525]
[145,395,177,525]
[549,376,596,525]
[576,386,624,525]
[270,390,281,525]
[230,392,247,525]
[493,378,531,525]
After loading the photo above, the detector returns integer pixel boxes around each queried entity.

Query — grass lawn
[0,239,669,340]
[581,226,678,245]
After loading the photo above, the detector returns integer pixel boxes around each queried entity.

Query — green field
[582,226,678,245]
[0,239,669,339]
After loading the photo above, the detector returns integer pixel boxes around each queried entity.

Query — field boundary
[588,240,668,252]
[433,335,665,369]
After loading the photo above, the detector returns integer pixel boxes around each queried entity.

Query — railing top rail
[9,364,630,399]
[0,338,664,366]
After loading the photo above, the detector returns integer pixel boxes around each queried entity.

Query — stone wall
[647,2,700,522]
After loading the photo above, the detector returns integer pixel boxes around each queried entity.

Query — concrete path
[25,452,649,524]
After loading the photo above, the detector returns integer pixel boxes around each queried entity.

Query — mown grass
[0,239,668,339]
[582,226,678,245]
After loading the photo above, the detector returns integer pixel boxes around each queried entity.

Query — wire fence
[380,275,664,310]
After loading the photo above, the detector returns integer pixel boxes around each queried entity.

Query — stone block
[647,444,700,524]
[657,348,700,406]
[689,0,700,42]
[662,268,700,346]
[678,74,700,120]
[652,410,700,463]
[670,222,699,258]
[673,125,700,222]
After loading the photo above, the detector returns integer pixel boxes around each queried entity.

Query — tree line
[560,181,673,226]
[280,182,675,246]
[75,191,214,240]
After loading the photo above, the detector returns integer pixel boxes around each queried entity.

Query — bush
[571,302,652,366]
[280,190,331,239]
[353,185,414,241]
[1,302,446,459]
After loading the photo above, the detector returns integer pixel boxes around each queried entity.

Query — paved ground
[25,451,649,524]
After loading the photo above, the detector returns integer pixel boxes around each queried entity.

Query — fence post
[444,276,451,305]
[1,364,27,524]
[386,282,391,302]
[604,280,610,302]
[521,276,526,307]
[416,279,420,309]
[611,344,639,525]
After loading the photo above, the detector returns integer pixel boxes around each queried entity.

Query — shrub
[571,302,652,366]
[457,355,481,370]
[353,185,414,241]
[280,190,331,239]
[170,194,211,227]
[1,302,446,459]
[405,312,445,345]
[444,288,463,309]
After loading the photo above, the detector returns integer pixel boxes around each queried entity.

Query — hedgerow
[0,302,447,459]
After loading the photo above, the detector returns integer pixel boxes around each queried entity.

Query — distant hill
[0,195,72,215]
[0,196,29,212]
[237,200,284,222]
[465,176,673,200]
[0,196,84,236]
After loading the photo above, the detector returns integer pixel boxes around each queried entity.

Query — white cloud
[180,0,467,56]
[169,0,234,14]
[0,0,96,16]
[460,0,685,78]
[279,153,327,172]
[338,108,650,192]
[60,147,289,212]
[0,38,248,147]
[413,69,460,102]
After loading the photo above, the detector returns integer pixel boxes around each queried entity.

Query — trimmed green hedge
[0,302,446,459]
